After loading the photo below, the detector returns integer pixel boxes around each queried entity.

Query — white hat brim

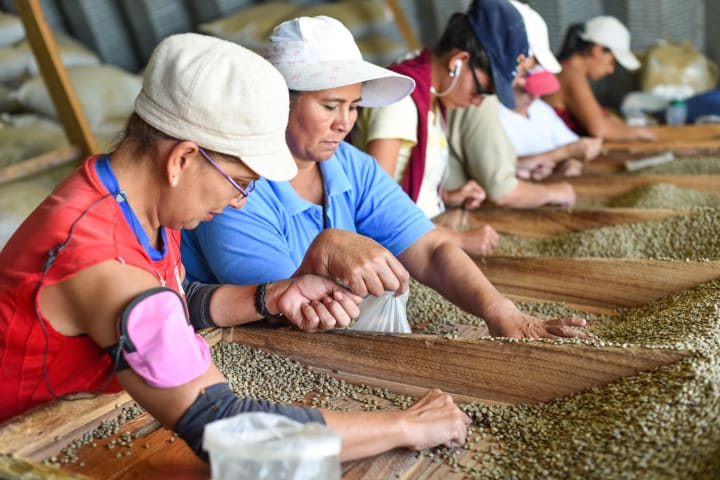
[239,139,297,182]
[273,60,416,107]
[534,48,562,74]
[611,49,640,71]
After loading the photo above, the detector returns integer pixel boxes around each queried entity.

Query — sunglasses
[198,147,255,199]
[468,60,491,97]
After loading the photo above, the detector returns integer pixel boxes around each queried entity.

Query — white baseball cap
[135,33,297,182]
[262,16,415,107]
[510,0,561,74]
[579,15,640,71]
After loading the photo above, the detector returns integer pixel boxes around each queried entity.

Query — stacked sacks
[198,0,407,67]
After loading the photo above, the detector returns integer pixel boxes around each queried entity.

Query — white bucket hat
[135,33,297,182]
[579,16,640,71]
[510,0,561,74]
[262,16,415,107]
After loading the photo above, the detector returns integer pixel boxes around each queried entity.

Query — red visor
[524,69,560,96]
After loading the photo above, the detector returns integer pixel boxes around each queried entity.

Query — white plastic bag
[349,290,411,333]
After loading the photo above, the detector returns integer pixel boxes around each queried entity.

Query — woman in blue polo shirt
[182,11,589,341]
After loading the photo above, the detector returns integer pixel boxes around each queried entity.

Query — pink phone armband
[116,287,211,388]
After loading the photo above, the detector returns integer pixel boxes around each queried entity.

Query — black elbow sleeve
[183,280,221,329]
[174,383,325,461]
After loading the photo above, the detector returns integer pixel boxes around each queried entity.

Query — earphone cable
[32,192,125,401]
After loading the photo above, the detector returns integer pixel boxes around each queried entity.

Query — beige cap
[263,16,415,108]
[579,16,640,71]
[510,0,561,74]
[135,33,297,182]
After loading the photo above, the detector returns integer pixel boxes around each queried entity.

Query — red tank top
[552,106,590,136]
[0,156,182,422]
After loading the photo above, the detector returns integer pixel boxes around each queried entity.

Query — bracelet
[254,282,284,319]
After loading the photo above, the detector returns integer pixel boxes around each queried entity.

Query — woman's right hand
[571,137,603,161]
[457,224,500,256]
[548,181,577,207]
[268,275,362,332]
[400,389,472,450]
[634,127,657,142]
[442,180,486,209]
[295,229,410,297]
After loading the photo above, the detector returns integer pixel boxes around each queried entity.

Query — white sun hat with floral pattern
[263,15,415,107]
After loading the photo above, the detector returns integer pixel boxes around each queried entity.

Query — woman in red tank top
[543,16,657,142]
[0,30,471,463]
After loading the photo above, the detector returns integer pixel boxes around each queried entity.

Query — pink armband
[118,287,211,388]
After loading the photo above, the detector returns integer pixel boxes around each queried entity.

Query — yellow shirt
[354,96,448,218]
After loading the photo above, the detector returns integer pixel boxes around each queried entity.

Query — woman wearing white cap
[0,33,471,462]
[183,15,589,345]
[497,2,603,181]
[543,16,657,142]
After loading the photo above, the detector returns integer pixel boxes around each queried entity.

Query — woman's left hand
[442,180,486,209]
[483,299,592,340]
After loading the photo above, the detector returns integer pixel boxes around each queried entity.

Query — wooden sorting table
[0,324,690,480]
[435,204,718,312]
[0,266,698,479]
[566,173,720,201]
[585,124,720,174]
[602,124,720,155]
[2,136,717,479]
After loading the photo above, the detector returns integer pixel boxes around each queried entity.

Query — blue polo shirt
[181,141,435,285]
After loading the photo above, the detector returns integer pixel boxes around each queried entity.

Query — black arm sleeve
[174,383,326,461]
[183,279,222,329]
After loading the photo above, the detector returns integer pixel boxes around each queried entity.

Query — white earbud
[449,59,463,78]
[431,59,464,97]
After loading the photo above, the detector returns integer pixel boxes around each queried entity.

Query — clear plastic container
[203,413,341,480]
[666,99,688,125]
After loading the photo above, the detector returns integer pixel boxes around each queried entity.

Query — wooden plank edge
[0,145,81,186]
[567,174,720,198]
[0,455,93,479]
[479,257,720,309]
[435,207,689,238]
[226,327,692,405]
[0,392,134,459]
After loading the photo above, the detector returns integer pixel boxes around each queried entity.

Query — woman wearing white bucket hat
[543,16,657,142]
[1,32,467,465]
[183,16,590,341]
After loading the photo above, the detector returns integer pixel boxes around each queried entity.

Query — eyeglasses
[468,61,489,97]
[198,147,255,199]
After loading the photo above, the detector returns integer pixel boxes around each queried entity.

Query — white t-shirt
[354,95,448,219]
[498,98,579,156]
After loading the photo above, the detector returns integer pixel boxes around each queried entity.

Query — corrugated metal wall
[527,0,603,52]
